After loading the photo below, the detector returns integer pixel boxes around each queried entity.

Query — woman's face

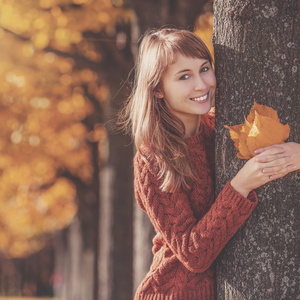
[158,53,216,135]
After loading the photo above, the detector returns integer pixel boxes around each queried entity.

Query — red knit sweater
[133,112,258,300]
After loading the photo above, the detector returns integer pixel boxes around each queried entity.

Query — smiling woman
[119,28,299,300]
[120,28,215,193]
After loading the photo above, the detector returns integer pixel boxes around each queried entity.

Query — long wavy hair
[120,28,213,193]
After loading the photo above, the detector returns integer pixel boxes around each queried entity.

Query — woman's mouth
[190,93,209,103]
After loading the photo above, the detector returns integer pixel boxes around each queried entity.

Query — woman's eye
[201,66,209,73]
[179,74,189,80]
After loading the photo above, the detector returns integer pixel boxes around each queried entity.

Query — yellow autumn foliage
[194,12,214,58]
[0,0,130,257]
[225,101,290,159]
[0,174,77,257]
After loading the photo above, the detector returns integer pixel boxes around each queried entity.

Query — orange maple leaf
[224,101,290,159]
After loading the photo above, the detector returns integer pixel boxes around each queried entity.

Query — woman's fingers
[258,154,292,165]
[256,153,291,165]
[268,164,295,180]
[254,146,296,177]
[254,144,281,154]
[255,143,299,177]
[263,163,296,175]
[269,173,285,181]
[261,158,294,173]
[255,147,286,163]
[232,144,297,196]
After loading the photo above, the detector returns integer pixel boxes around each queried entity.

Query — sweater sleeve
[134,155,258,274]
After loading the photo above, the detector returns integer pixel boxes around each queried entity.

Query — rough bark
[213,0,299,299]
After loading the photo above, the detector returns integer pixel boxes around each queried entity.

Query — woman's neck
[184,116,201,138]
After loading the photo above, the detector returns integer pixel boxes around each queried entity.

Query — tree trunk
[54,218,95,300]
[96,21,135,300]
[54,163,100,300]
[213,0,299,299]
[98,129,134,300]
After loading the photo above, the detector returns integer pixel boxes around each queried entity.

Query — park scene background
[0,0,298,300]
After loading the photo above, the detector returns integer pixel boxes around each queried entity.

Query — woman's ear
[154,90,164,99]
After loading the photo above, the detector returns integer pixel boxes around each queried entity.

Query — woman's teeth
[190,94,208,102]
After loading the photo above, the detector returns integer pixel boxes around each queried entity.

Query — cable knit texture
[134,111,258,300]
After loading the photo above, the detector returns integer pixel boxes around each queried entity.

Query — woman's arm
[134,155,258,274]
[134,142,297,273]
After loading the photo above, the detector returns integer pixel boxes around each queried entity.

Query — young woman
[120,28,300,300]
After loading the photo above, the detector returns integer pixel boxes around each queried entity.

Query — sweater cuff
[223,180,258,212]
[228,180,258,202]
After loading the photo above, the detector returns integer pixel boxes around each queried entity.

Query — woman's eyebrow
[175,69,191,75]
[174,60,209,76]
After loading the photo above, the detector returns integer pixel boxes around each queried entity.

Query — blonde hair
[121,28,213,193]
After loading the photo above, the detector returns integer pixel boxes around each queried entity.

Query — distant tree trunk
[96,21,135,300]
[98,115,134,300]
[213,0,299,299]
[55,146,100,300]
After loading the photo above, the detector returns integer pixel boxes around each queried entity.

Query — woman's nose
[194,74,207,91]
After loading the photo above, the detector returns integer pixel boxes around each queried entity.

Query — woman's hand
[254,142,300,172]
[231,146,296,197]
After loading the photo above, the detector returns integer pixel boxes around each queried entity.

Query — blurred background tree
[0,0,214,299]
